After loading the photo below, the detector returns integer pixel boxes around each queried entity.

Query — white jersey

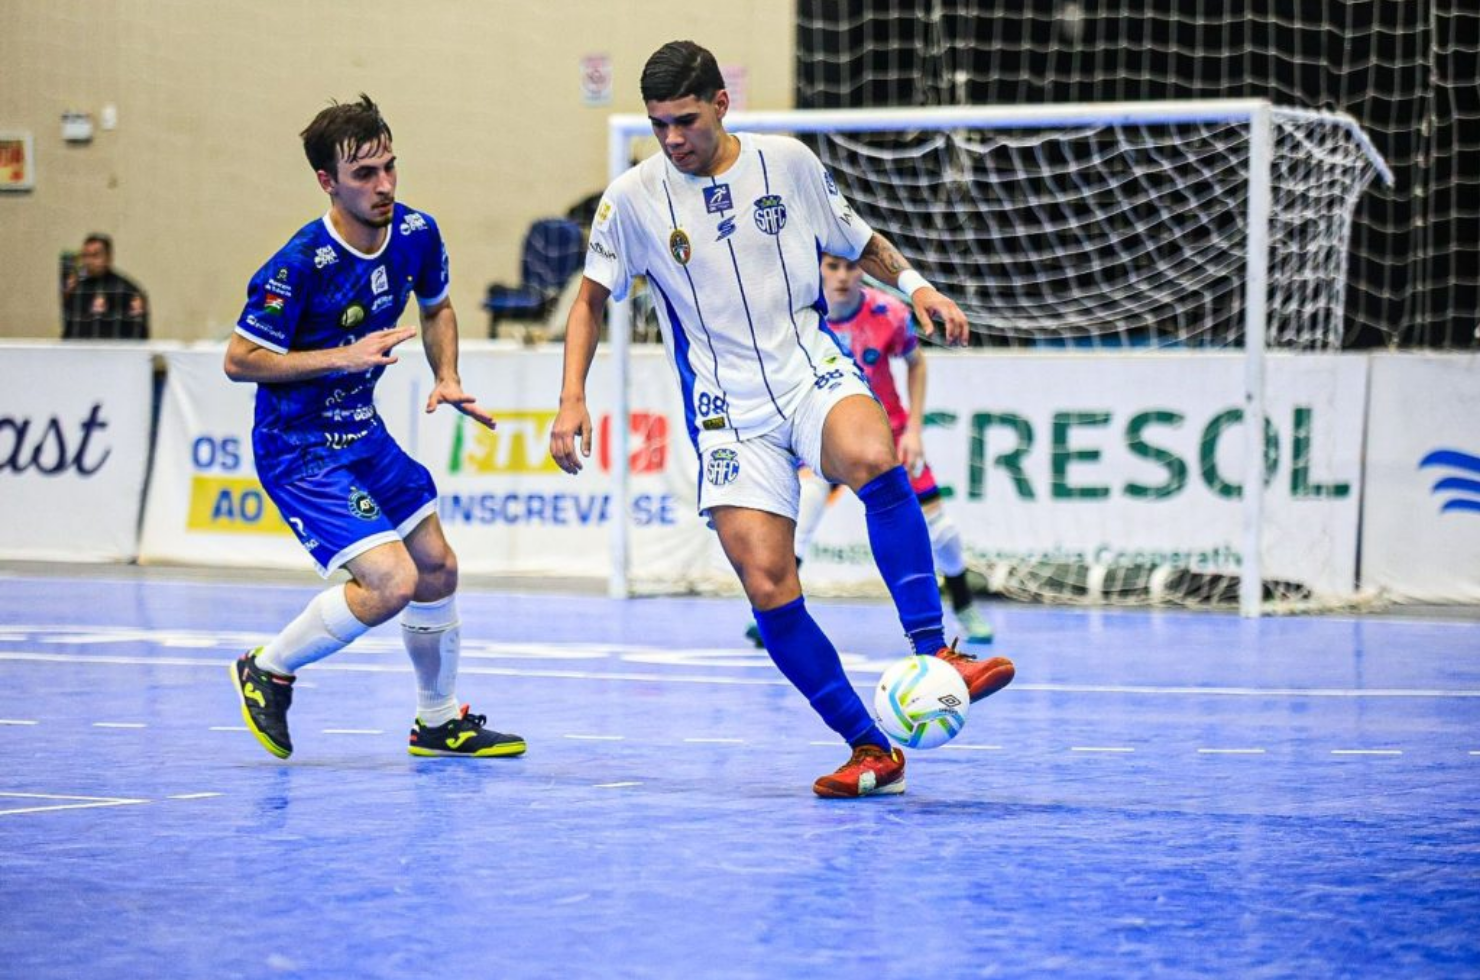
[584,133,874,445]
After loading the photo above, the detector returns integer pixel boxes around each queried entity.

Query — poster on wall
[0,131,35,191]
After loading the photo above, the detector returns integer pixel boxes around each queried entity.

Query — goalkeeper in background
[746,253,995,648]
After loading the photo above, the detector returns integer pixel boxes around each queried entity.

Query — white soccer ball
[872,654,970,750]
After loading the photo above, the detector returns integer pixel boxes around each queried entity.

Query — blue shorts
[259,430,439,576]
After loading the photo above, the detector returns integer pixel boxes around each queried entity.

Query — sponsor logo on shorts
[348,488,381,520]
[669,228,692,266]
[705,447,740,486]
[340,302,367,328]
[753,195,787,236]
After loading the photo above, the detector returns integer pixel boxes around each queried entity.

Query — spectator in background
[61,234,149,340]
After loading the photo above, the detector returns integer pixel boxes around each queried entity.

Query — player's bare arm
[223,325,416,384]
[857,233,970,346]
[550,277,609,474]
[899,348,928,473]
[419,298,495,429]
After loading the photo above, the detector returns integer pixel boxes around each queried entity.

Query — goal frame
[603,99,1393,615]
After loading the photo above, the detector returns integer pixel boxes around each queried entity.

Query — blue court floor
[0,570,1477,979]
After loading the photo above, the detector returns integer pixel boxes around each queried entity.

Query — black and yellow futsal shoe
[229,649,295,759]
[408,706,526,758]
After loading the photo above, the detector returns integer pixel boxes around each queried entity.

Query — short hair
[640,41,726,103]
[83,233,112,256]
[300,94,393,176]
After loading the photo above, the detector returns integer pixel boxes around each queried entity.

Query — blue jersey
[236,204,449,482]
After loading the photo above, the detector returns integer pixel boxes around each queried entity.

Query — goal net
[605,101,1391,615]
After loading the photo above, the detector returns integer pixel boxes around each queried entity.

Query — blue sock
[859,467,946,654]
[754,597,891,748]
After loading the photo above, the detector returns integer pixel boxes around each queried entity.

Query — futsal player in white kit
[550,41,1014,797]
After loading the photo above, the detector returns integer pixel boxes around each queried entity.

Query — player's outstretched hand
[910,288,970,346]
[425,378,497,429]
[550,398,593,475]
[344,326,418,372]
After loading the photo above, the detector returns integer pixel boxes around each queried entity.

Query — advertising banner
[1361,354,1480,602]
[799,352,1367,600]
[0,343,155,561]
[139,344,729,583]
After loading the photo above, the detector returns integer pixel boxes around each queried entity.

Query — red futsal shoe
[813,744,906,798]
[934,641,1015,702]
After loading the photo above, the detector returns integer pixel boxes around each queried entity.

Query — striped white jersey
[584,133,874,446]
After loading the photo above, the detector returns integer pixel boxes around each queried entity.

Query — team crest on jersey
[340,302,367,328]
[753,195,787,235]
[703,184,733,214]
[347,489,381,521]
[669,228,692,266]
[314,246,338,269]
[705,448,740,486]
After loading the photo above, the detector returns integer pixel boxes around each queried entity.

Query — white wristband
[896,269,932,298]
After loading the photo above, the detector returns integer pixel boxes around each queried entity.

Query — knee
[739,561,800,610]
[367,554,420,617]
[840,443,899,491]
[417,548,458,600]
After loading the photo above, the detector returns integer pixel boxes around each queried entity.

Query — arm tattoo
[860,233,910,280]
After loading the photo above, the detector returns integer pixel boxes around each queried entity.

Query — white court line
[1331,749,1403,756]
[1470,751,1480,756]
[593,782,642,789]
[563,734,624,741]
[942,744,1003,751]
[209,725,247,732]
[167,792,222,800]
[4,651,1480,699]
[683,737,744,744]
[1197,748,1267,755]
[322,729,383,735]
[92,722,146,729]
[1071,746,1135,753]
[0,791,150,816]
[0,719,38,726]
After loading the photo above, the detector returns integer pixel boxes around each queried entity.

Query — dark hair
[83,233,112,256]
[640,41,726,103]
[300,94,393,175]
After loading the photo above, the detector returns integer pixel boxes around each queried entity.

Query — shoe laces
[934,638,977,663]
[455,705,488,730]
[844,744,892,767]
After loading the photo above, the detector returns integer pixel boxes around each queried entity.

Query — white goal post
[603,100,1392,615]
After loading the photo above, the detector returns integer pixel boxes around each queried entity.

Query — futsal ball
[872,654,970,749]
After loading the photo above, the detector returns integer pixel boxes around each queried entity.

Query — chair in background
[484,218,585,340]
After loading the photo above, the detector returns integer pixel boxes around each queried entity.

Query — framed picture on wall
[0,131,35,191]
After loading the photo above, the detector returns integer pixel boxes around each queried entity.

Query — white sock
[794,472,832,560]
[403,595,461,727]
[926,504,967,577]
[255,584,369,676]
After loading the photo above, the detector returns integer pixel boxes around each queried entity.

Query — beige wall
[0,0,795,340]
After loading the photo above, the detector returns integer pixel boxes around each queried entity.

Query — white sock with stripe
[403,595,461,728]
[255,583,369,676]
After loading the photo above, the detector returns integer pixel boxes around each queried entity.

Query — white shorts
[695,366,876,521]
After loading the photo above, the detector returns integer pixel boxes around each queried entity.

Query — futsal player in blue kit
[550,43,1015,797]
[225,95,524,760]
